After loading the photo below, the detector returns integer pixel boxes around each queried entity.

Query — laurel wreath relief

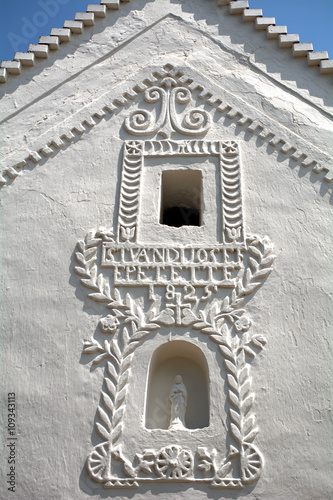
[74,229,275,484]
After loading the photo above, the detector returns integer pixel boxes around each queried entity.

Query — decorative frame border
[116,139,244,245]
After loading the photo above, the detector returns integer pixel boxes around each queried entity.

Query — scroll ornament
[124,77,211,138]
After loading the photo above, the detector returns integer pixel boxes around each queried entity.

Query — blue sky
[0,0,332,62]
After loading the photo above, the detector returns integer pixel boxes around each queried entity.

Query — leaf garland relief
[74,228,275,488]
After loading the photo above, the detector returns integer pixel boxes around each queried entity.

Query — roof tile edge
[0,0,332,85]
[0,0,128,83]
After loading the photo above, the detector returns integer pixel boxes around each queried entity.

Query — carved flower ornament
[221,140,238,154]
[155,446,194,479]
[120,226,136,241]
[125,141,142,155]
[99,314,120,334]
[226,226,242,242]
[235,315,252,333]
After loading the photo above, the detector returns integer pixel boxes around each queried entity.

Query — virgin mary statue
[169,375,187,430]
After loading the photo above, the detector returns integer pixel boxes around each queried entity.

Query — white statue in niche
[169,375,187,430]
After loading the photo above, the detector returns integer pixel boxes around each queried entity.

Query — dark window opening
[160,170,202,228]
[162,206,200,227]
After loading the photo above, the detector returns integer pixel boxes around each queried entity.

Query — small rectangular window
[160,170,202,228]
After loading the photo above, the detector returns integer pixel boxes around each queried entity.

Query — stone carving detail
[88,442,244,487]
[3,64,331,189]
[116,139,244,244]
[73,123,275,490]
[124,77,211,138]
[155,446,194,479]
[117,146,143,242]
[75,222,275,489]
[169,376,187,430]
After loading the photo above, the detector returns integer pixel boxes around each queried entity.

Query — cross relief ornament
[74,71,276,491]
[155,287,198,327]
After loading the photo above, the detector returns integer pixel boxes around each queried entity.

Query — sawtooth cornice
[0,63,332,191]
[0,0,332,85]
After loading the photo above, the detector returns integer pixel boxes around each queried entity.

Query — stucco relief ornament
[169,375,187,430]
[124,76,211,138]
[73,84,276,490]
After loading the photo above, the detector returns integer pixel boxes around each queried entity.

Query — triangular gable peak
[1,0,332,200]
[0,2,332,497]
[1,62,332,189]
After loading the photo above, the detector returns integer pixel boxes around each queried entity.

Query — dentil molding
[1,64,332,189]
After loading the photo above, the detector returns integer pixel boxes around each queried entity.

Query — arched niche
[144,340,209,430]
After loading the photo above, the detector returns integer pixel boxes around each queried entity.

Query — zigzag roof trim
[0,0,332,84]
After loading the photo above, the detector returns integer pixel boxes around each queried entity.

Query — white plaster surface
[1,1,332,499]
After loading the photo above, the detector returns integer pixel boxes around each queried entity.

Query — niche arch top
[145,340,210,430]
